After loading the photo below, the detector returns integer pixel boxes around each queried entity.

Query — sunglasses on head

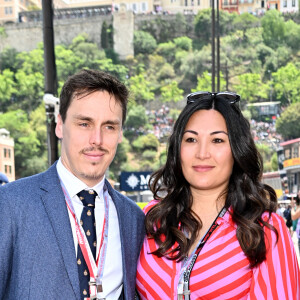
[186,91,240,105]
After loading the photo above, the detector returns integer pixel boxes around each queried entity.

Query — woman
[292,191,300,253]
[136,92,300,299]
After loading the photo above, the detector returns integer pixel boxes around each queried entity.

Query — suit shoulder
[0,172,44,192]
[0,167,54,203]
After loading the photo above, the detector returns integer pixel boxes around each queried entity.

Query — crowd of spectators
[250,119,282,150]
[142,107,284,150]
[147,105,174,142]
[146,107,283,149]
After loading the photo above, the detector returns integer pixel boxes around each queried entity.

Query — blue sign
[120,171,152,191]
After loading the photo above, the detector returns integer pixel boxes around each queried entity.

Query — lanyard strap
[60,180,110,292]
[180,207,227,299]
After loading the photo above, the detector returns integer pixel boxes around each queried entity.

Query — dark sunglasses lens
[187,92,212,104]
[217,93,240,103]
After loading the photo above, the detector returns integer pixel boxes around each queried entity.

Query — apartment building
[280,0,298,13]
[238,0,263,14]
[58,0,210,14]
[0,128,15,183]
[280,138,300,194]
[0,0,41,24]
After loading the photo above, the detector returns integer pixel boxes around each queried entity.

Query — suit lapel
[105,180,130,298]
[39,163,80,300]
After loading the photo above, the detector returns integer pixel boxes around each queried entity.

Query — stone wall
[0,14,194,56]
[0,15,112,53]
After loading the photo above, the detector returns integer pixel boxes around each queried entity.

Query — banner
[120,171,152,191]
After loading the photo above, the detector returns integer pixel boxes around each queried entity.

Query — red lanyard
[60,181,110,299]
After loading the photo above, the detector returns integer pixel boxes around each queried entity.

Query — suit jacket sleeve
[0,186,14,299]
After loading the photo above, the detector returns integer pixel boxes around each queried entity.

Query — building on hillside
[221,0,238,13]
[280,0,298,13]
[247,101,281,122]
[280,137,300,194]
[267,0,280,10]
[53,0,69,9]
[0,128,15,183]
[0,0,41,24]
[237,0,265,14]
[56,0,211,14]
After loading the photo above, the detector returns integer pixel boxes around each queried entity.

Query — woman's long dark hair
[146,97,278,267]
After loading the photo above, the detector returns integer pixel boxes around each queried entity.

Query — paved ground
[292,233,300,265]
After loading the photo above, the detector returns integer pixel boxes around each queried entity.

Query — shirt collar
[217,207,237,228]
[56,158,105,199]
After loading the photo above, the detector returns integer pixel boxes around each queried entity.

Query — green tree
[0,69,17,112]
[173,36,193,51]
[69,34,106,68]
[192,71,226,92]
[0,26,6,36]
[276,103,300,140]
[55,45,84,80]
[194,9,236,49]
[179,48,211,91]
[101,21,113,50]
[132,134,160,153]
[125,105,149,129]
[134,31,157,55]
[156,41,176,63]
[256,143,273,172]
[233,12,258,40]
[272,62,300,105]
[109,137,131,178]
[284,20,300,52]
[16,45,44,74]
[0,110,41,178]
[29,104,47,155]
[233,73,268,104]
[14,70,44,112]
[261,10,286,49]
[0,47,19,72]
[129,74,155,104]
[157,63,176,81]
[142,150,157,161]
[271,152,278,171]
[160,81,184,103]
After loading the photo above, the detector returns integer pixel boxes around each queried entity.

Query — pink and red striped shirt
[136,201,300,299]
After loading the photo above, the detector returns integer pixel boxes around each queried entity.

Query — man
[0,69,145,300]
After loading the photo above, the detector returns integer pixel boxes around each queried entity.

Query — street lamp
[211,0,220,92]
[42,0,58,165]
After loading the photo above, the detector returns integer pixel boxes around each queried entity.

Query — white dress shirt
[57,158,123,299]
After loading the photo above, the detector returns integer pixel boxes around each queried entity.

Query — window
[283,0,287,7]
[285,148,291,160]
[141,2,147,11]
[185,0,188,6]
[292,0,296,6]
[198,0,200,5]
[4,165,11,174]
[4,7,13,15]
[3,148,11,158]
[292,144,299,158]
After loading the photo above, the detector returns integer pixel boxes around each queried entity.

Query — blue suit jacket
[0,163,145,299]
